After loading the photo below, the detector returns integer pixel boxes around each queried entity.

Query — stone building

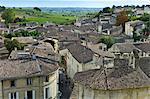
[125,20,144,37]
[72,59,150,99]
[60,43,114,79]
[0,58,59,99]
[108,43,138,58]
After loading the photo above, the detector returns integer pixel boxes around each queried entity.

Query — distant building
[99,13,116,24]
[134,42,150,57]
[134,8,144,17]
[101,25,123,36]
[144,5,150,14]
[125,20,145,37]
[0,22,9,34]
[108,43,138,67]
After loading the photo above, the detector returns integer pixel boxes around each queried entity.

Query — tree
[142,19,150,37]
[14,17,23,23]
[99,36,115,49]
[133,31,141,42]
[33,7,41,12]
[102,7,112,13]
[0,6,5,12]
[116,10,128,31]
[112,5,116,9]
[1,9,15,24]
[4,39,24,52]
[140,13,150,22]
[3,33,15,39]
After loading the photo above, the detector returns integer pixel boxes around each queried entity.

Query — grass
[25,15,76,25]
[13,8,76,25]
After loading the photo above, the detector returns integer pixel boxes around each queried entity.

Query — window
[27,91,32,99]
[27,78,32,85]
[45,76,49,82]
[99,46,102,50]
[61,56,65,64]
[9,92,18,99]
[26,90,35,99]
[10,80,16,87]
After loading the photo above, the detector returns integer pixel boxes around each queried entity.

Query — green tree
[140,13,150,22]
[1,9,15,24]
[133,31,141,42]
[4,39,24,52]
[3,33,15,39]
[102,7,112,13]
[99,36,115,49]
[142,19,150,37]
[0,6,5,12]
[33,7,41,12]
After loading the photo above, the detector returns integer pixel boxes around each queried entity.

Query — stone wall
[75,83,150,99]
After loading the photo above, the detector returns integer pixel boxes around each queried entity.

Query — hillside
[1,8,77,25]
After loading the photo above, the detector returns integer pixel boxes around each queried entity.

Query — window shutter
[9,93,11,99]
[44,88,45,99]
[25,91,27,99]
[48,88,50,98]
[32,90,35,99]
[16,92,19,99]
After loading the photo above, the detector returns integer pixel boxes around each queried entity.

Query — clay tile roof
[67,43,94,63]
[114,43,138,53]
[137,57,150,78]
[102,23,113,30]
[12,37,37,44]
[0,59,59,80]
[88,44,115,58]
[130,21,144,27]
[134,42,150,53]
[74,66,150,90]
[0,60,40,80]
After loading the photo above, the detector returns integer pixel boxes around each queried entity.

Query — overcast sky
[1,0,150,8]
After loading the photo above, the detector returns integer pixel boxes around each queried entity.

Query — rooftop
[134,42,150,53]
[74,65,150,90]
[112,43,138,53]
[0,59,59,80]
[67,43,94,63]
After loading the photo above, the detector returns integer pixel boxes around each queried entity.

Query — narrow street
[59,70,74,99]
